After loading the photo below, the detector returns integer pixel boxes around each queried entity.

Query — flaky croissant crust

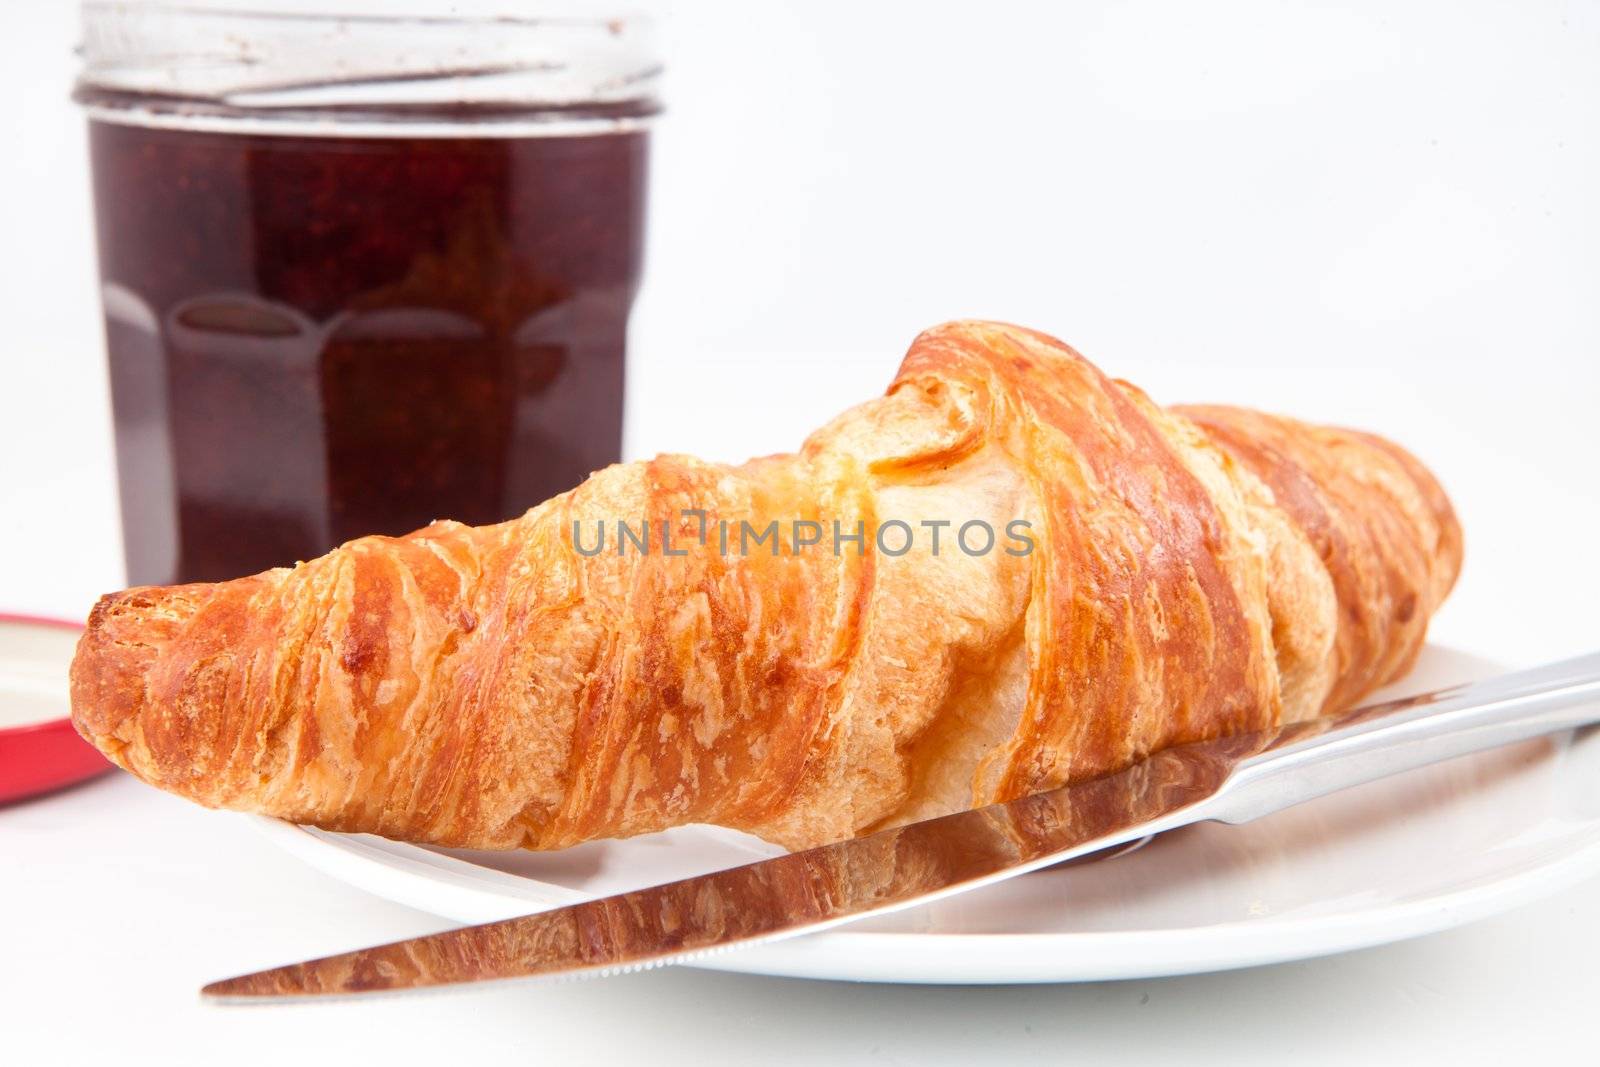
[70,321,1461,851]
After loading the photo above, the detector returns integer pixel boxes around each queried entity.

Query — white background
[3,1,1598,1064]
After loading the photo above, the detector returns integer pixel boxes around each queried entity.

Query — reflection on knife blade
[204,731,1265,1001]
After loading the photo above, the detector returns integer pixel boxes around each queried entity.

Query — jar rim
[75,1,662,132]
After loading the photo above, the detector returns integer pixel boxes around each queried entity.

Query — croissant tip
[68,584,213,771]
[69,594,138,757]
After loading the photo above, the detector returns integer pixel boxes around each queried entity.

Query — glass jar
[75,2,660,585]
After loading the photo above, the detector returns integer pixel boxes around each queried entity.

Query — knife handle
[1209,652,1600,825]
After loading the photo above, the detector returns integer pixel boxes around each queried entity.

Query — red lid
[0,614,112,804]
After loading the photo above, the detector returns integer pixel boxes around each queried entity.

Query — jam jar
[75,3,659,585]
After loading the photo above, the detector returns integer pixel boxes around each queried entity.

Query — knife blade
[204,652,1600,1001]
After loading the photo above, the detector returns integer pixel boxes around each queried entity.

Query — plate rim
[0,613,112,802]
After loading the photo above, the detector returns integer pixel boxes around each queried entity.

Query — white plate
[253,645,1600,983]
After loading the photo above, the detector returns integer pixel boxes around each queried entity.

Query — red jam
[89,120,648,585]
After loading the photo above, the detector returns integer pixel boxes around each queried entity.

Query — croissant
[70,321,1461,852]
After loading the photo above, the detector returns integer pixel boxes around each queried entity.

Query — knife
[204,652,1600,1001]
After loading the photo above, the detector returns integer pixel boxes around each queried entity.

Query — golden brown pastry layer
[70,321,1461,851]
